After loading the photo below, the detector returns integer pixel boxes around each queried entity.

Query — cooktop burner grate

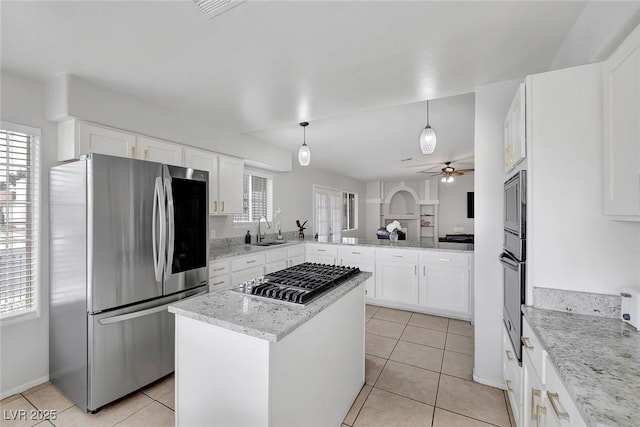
[238,262,360,305]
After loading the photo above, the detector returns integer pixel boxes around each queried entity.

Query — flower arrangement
[386,220,401,242]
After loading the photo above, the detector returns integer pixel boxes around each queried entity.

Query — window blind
[0,128,39,318]
[233,174,272,223]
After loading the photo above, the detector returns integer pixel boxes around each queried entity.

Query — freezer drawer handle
[99,303,170,325]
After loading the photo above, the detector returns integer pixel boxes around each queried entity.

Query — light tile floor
[1,305,515,427]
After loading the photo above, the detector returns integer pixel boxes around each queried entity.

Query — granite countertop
[522,306,640,427]
[209,238,472,261]
[168,271,372,342]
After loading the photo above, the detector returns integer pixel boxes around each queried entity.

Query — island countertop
[168,271,372,342]
[522,306,640,427]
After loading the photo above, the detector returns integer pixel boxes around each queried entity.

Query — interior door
[163,165,209,295]
[315,188,342,242]
[89,154,163,313]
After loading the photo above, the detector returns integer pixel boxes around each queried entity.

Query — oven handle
[499,252,520,271]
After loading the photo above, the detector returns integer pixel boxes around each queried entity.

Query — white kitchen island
[168,271,371,427]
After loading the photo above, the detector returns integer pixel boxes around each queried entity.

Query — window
[233,173,273,223]
[1,124,40,319]
[342,192,357,231]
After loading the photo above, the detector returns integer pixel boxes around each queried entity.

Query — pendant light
[419,101,437,154]
[298,121,311,166]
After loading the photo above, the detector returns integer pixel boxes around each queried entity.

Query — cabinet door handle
[213,201,218,212]
[340,259,343,266]
[351,251,361,255]
[334,258,336,265]
[246,259,256,264]
[438,258,450,262]
[547,392,570,421]
[130,146,136,158]
[317,249,326,252]
[531,388,541,421]
[505,350,514,361]
[392,255,403,258]
[505,379,513,392]
[423,266,426,276]
[212,267,225,272]
[212,280,225,286]
[521,336,534,350]
[262,266,266,275]
[144,148,149,160]
[536,405,546,426]
[221,201,225,212]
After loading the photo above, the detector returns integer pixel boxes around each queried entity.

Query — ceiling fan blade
[455,168,475,173]
[417,170,443,176]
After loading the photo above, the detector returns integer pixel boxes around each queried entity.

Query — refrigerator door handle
[98,302,171,325]
[164,177,175,276]
[152,177,165,282]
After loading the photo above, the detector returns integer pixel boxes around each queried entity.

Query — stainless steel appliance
[49,154,209,412]
[500,170,526,363]
[234,263,360,305]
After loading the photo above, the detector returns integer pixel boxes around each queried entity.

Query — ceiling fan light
[298,143,311,166]
[447,176,454,183]
[441,176,447,183]
[420,126,437,154]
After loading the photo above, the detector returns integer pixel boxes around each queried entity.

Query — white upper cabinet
[137,136,184,166]
[183,149,244,216]
[74,121,136,159]
[184,148,219,215]
[603,23,640,219]
[60,120,183,166]
[217,155,244,215]
[504,82,526,174]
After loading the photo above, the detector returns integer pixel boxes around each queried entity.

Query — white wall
[473,78,522,388]
[438,174,474,236]
[46,74,292,172]
[210,161,367,239]
[1,71,58,397]
[526,63,640,299]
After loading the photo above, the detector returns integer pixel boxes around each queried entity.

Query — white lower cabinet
[518,316,587,427]
[209,260,230,291]
[503,325,523,427]
[419,252,470,317]
[338,246,375,298]
[230,253,266,287]
[287,245,305,268]
[375,249,419,305]
[266,248,288,274]
[305,243,337,265]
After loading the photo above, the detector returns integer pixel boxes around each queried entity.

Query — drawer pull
[351,251,361,255]
[505,379,513,392]
[505,350,514,361]
[522,336,534,350]
[213,201,218,212]
[536,405,546,425]
[246,260,256,264]
[212,280,225,286]
[531,388,541,421]
[438,258,450,262]
[317,249,326,252]
[547,392,570,421]
[212,267,225,272]
[143,148,149,160]
[392,255,403,258]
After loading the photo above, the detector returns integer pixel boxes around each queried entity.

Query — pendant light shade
[420,101,437,154]
[298,122,311,166]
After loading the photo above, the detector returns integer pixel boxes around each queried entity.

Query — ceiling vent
[193,0,246,19]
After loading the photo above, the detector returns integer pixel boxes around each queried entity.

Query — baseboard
[473,371,506,390]
[1,374,50,400]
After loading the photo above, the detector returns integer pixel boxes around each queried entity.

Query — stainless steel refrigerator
[49,153,209,412]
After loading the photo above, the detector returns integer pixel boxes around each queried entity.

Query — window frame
[232,169,274,226]
[342,191,358,232]
[312,185,359,240]
[0,121,41,324]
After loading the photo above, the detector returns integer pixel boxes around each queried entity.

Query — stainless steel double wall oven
[500,170,526,363]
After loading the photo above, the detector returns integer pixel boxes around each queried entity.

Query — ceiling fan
[418,161,474,182]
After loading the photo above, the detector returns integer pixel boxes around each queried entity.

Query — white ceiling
[2,1,633,181]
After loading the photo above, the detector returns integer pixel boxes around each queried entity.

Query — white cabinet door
[230,265,265,287]
[523,351,546,427]
[78,122,136,159]
[504,83,526,173]
[305,244,337,265]
[266,260,288,274]
[419,253,470,317]
[341,257,375,298]
[218,155,244,215]
[603,24,640,218]
[288,254,305,267]
[137,136,183,166]
[376,261,419,305]
[503,326,523,427]
[184,148,219,215]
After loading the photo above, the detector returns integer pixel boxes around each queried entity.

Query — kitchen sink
[252,241,288,247]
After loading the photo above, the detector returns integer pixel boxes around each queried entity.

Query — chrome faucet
[258,216,271,242]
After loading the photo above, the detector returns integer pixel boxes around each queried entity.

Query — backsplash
[209,230,300,249]
[532,287,621,318]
